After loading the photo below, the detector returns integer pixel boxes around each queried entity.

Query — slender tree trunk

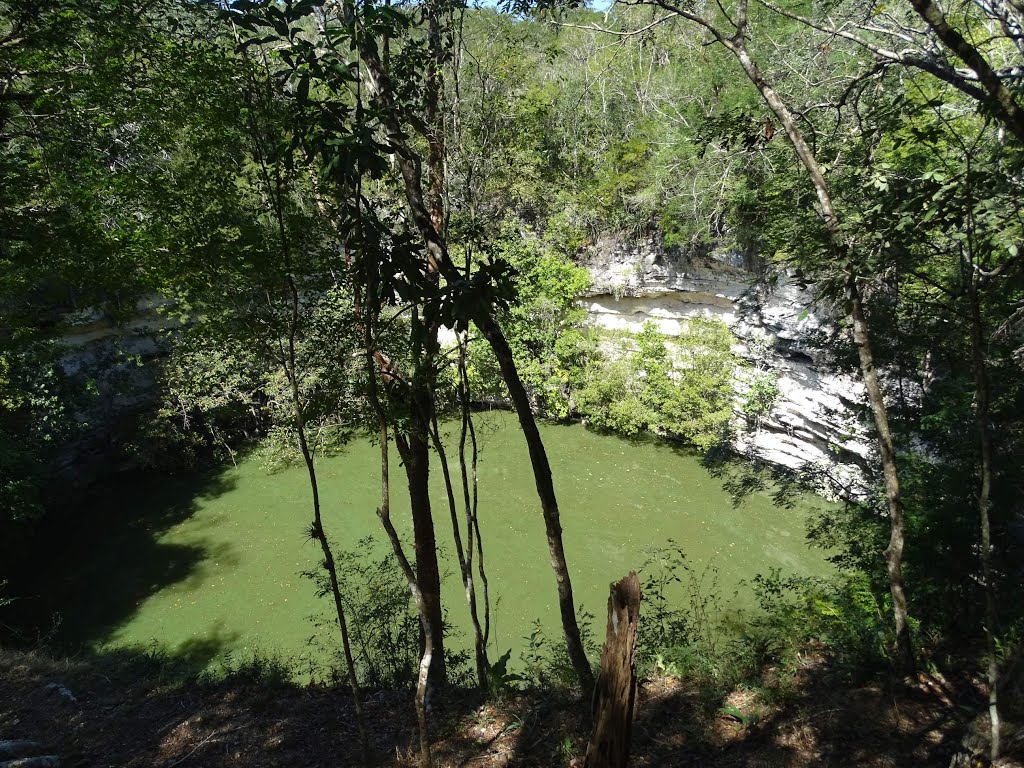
[287,370,371,764]
[906,0,1024,143]
[344,8,440,757]
[240,37,371,745]
[353,13,593,695]
[394,419,447,689]
[414,623,435,768]
[424,0,447,234]
[414,0,448,685]
[363,312,435,766]
[350,206,448,694]
[369,305,447,696]
[430,410,489,688]
[968,275,1000,760]
[459,334,492,655]
[221,15,374,732]
[684,13,917,672]
[849,281,915,673]
[476,316,595,692]
[379,423,435,768]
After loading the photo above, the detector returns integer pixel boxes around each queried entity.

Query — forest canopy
[2,0,1024,762]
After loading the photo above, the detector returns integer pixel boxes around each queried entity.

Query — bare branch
[907,0,1024,142]
[552,13,675,37]
[752,0,994,106]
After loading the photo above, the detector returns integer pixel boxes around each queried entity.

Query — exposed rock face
[53,299,174,490]
[45,238,871,493]
[579,235,870,487]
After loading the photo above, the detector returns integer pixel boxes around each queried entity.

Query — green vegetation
[3,0,1024,762]
[0,340,81,519]
[13,413,829,679]
[462,231,740,451]
[574,320,736,450]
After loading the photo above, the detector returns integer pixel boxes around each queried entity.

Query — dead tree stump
[584,571,641,768]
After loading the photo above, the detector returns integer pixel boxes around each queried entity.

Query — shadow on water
[3,464,238,653]
[568,418,811,510]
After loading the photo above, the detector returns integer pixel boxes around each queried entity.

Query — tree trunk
[360,263,438,766]
[379,425,435,768]
[371,410,435,767]
[585,572,641,768]
[709,22,917,673]
[288,370,371,764]
[907,0,1024,143]
[395,422,447,690]
[477,315,596,694]
[969,274,1000,760]
[353,18,594,695]
[430,410,489,688]
[459,334,492,665]
[849,281,915,673]
[415,627,435,768]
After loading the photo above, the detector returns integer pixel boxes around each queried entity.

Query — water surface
[40,412,830,673]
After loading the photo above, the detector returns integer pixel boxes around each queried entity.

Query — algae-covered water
[34,412,829,674]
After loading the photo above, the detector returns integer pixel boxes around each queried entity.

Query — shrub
[636,543,726,676]
[575,321,737,450]
[741,569,890,676]
[303,537,421,689]
[518,608,599,692]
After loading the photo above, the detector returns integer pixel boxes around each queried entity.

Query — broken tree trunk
[585,572,641,768]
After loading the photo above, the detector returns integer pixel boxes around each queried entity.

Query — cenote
[24,411,830,677]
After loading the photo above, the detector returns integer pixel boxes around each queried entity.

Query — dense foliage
[3,0,1024,759]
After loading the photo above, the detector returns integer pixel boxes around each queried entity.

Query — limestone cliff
[578,235,870,487]
[53,299,173,488]
[47,240,872,493]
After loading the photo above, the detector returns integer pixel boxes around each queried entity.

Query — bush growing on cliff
[454,226,593,416]
[742,372,781,430]
[470,270,739,452]
[576,321,737,450]
[436,227,740,455]
[131,281,367,471]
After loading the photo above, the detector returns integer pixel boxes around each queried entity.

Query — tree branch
[907,0,1024,142]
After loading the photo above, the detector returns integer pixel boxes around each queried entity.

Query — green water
[40,412,829,673]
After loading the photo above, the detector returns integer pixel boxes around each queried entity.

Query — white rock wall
[52,298,175,487]
[579,236,870,485]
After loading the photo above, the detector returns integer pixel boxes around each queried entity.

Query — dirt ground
[0,647,1016,767]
